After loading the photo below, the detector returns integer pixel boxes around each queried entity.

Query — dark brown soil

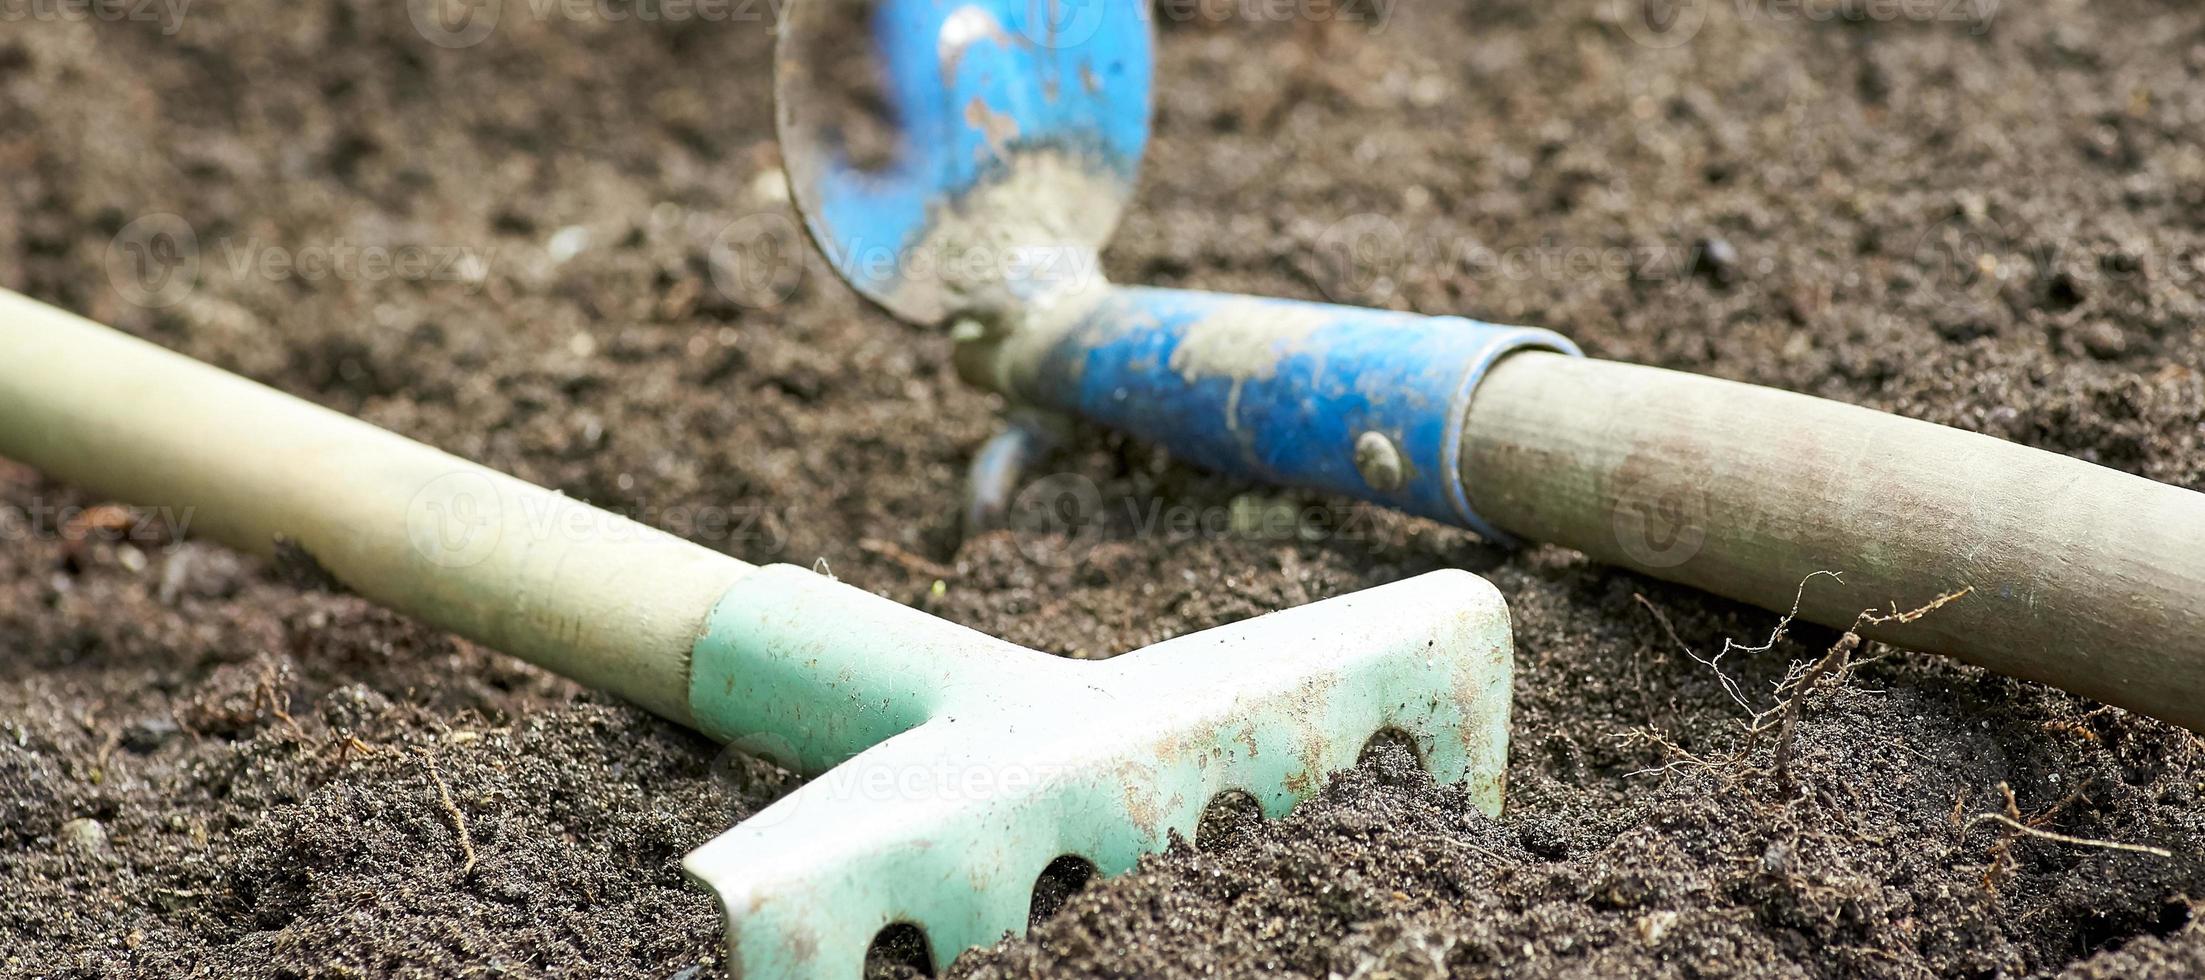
[5,1,2205,978]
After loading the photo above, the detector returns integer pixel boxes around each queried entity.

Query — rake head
[719,0,1513,972]
[681,565,1513,976]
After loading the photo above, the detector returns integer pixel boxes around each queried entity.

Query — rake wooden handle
[0,291,754,726]
[1463,352,2205,732]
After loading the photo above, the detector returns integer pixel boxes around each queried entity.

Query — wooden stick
[1465,353,2205,733]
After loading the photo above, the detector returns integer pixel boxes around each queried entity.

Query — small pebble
[2079,321,2128,360]
[1693,236,1740,286]
[123,716,181,753]
[1759,839,1793,874]
[547,225,592,264]
[158,544,248,604]
[746,168,789,206]
[1636,910,1679,944]
[61,817,107,852]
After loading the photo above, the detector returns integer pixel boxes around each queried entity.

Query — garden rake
[773,0,2205,736]
[0,301,1510,973]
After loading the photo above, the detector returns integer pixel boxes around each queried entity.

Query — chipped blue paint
[1019,287,1583,542]
[783,0,1152,321]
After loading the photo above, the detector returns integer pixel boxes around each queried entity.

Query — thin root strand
[1967,812,2174,859]
[418,748,479,877]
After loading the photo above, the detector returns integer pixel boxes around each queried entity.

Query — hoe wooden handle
[1464,352,2205,732]
[0,291,753,726]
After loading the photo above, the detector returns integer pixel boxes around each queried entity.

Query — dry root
[1968,812,2173,859]
[858,537,956,579]
[1622,574,1972,793]
[1973,779,2171,890]
[418,747,478,877]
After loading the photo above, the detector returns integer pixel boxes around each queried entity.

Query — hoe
[4,1,2203,978]
[766,0,2202,733]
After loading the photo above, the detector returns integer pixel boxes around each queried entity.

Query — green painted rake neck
[687,563,1057,774]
